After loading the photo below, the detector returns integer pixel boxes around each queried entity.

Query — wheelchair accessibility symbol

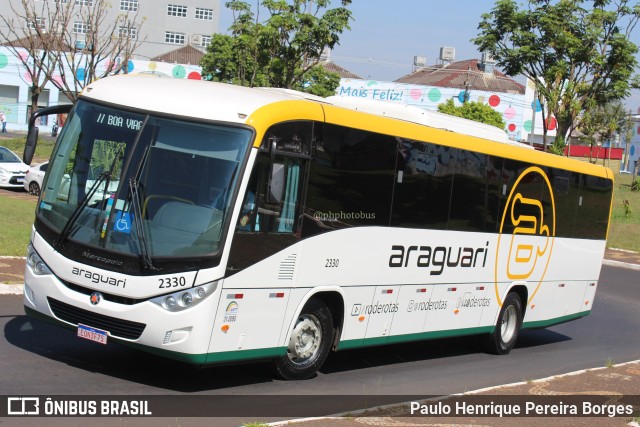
[113,211,132,234]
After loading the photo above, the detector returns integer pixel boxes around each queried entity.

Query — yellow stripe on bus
[247,99,612,180]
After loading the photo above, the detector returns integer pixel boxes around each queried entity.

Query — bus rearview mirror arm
[267,137,285,204]
[24,104,73,165]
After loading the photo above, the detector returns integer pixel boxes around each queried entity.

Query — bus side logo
[494,166,556,306]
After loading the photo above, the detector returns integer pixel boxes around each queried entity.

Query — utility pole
[462,65,470,103]
[529,87,537,147]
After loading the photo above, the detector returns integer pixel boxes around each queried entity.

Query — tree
[0,0,145,109]
[201,0,352,94]
[0,0,72,119]
[579,101,628,163]
[292,64,341,97]
[473,0,640,154]
[52,0,146,102]
[438,98,507,130]
[620,109,634,171]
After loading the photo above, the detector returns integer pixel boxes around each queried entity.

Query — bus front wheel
[482,292,523,355]
[273,299,334,380]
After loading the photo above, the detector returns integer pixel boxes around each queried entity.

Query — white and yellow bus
[23,75,613,379]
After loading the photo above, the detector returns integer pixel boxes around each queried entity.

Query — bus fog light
[165,296,177,310]
[162,327,192,344]
[182,293,193,306]
[196,287,206,298]
[24,284,36,306]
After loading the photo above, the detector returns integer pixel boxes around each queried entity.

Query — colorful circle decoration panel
[188,71,201,80]
[546,117,557,131]
[428,88,441,102]
[172,65,186,78]
[410,88,422,100]
[504,106,516,120]
[523,120,533,133]
[76,68,86,82]
[508,123,517,132]
[489,94,500,107]
[532,99,542,112]
[0,53,8,69]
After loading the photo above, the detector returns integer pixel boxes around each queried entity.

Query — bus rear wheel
[482,292,523,355]
[273,299,334,380]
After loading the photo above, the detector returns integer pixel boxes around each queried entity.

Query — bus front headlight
[151,281,217,312]
[27,243,52,276]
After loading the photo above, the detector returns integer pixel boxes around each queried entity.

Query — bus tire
[482,292,523,355]
[273,298,334,380]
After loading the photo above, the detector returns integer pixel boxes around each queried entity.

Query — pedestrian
[0,111,6,133]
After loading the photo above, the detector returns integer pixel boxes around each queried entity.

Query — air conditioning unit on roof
[481,51,496,63]
[439,47,455,61]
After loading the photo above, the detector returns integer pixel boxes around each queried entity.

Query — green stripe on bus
[338,326,494,350]
[522,311,591,329]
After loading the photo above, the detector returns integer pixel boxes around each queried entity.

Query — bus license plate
[77,324,108,345]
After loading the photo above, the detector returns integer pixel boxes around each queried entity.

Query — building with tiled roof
[394,59,524,95]
[319,61,362,79]
[151,44,206,66]
[335,54,541,143]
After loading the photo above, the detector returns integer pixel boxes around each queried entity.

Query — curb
[0,283,24,295]
[602,258,640,271]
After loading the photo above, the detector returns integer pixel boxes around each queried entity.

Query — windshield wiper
[56,171,112,247]
[56,150,123,247]
[128,177,158,271]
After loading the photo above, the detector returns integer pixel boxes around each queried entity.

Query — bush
[632,177,640,192]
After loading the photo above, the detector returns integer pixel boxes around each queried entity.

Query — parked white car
[24,161,48,196]
[0,146,29,189]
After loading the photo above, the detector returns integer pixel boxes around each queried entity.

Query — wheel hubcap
[287,314,322,364]
[500,305,517,343]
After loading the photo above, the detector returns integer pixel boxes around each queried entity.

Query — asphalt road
[0,264,639,426]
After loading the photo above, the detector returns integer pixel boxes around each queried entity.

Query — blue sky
[218,0,495,81]
[218,0,640,110]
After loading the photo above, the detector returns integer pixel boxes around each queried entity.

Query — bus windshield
[38,99,252,261]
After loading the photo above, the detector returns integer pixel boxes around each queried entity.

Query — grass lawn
[0,195,36,256]
[1,137,639,255]
[606,159,640,252]
[0,136,55,164]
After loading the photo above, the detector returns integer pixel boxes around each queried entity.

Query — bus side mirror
[268,163,285,204]
[24,104,73,165]
[24,126,39,165]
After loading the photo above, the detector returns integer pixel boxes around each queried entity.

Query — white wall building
[3,0,220,58]
[335,76,557,145]
[1,0,218,131]
[0,46,203,131]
